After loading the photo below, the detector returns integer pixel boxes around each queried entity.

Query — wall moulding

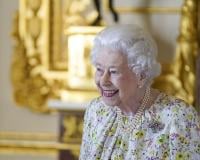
[0,131,80,158]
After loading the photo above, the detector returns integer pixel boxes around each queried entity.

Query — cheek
[114,76,128,87]
[117,76,137,93]
[94,75,103,95]
[94,74,100,86]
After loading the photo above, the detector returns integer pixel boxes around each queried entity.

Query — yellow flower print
[97,108,107,116]
[186,114,193,120]
[178,136,188,145]
[175,152,184,160]
[114,154,123,160]
[95,156,101,160]
[91,130,97,141]
[162,151,169,159]
[157,134,169,145]
[107,127,117,136]
[116,138,123,148]
[122,116,128,125]
[196,144,200,153]
[115,138,128,150]
[172,107,179,113]
[162,98,170,105]
[175,152,190,160]
[135,130,144,139]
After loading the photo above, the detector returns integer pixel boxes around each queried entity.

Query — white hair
[91,24,161,85]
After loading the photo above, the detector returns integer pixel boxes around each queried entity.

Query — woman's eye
[96,67,103,74]
[110,70,118,74]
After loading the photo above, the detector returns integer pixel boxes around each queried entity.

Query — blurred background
[0,0,199,160]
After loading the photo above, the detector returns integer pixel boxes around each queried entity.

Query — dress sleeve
[79,99,95,159]
[169,103,200,159]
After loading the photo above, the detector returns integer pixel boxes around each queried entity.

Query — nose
[100,71,111,86]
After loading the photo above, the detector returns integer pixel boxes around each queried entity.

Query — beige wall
[0,0,59,159]
[104,0,182,63]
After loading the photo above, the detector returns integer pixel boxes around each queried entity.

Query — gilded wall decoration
[153,0,199,107]
[11,0,199,112]
[11,0,100,113]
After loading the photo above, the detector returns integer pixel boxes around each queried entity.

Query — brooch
[148,119,165,133]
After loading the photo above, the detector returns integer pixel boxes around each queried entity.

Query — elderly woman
[79,24,200,159]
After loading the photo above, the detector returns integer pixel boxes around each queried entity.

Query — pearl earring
[138,80,144,88]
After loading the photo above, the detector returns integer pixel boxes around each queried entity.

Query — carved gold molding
[11,0,102,113]
[0,140,79,156]
[153,0,199,106]
[62,114,83,143]
[0,131,80,156]
[176,0,198,104]
[11,0,61,113]
[0,131,57,141]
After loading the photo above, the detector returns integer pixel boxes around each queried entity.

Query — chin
[101,96,119,107]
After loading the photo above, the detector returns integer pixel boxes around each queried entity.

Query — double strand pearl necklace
[116,87,151,133]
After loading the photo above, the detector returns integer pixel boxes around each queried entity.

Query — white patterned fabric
[79,93,200,160]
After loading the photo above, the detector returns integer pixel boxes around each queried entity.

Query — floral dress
[79,93,200,160]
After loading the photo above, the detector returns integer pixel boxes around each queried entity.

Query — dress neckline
[99,90,165,118]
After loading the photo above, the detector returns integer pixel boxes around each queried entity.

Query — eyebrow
[95,63,121,69]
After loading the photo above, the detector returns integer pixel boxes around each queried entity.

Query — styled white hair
[91,24,161,85]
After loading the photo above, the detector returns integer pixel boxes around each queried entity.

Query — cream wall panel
[103,0,182,62]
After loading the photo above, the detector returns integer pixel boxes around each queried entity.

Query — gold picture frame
[11,0,199,113]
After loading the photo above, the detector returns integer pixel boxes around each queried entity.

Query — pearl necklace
[116,87,151,133]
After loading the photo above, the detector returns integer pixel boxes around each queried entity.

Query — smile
[102,90,119,97]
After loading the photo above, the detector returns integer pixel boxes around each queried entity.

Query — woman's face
[94,48,139,107]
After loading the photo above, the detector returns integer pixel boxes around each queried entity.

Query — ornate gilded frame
[11,0,199,113]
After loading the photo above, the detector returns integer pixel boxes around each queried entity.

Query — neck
[119,87,150,116]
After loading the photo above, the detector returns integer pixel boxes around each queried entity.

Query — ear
[137,72,146,88]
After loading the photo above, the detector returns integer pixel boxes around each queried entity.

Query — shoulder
[85,97,101,112]
[158,93,198,117]
[84,97,101,118]
[84,97,112,121]
[156,93,200,129]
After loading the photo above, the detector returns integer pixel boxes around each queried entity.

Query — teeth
[103,90,118,97]
[104,90,116,94]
